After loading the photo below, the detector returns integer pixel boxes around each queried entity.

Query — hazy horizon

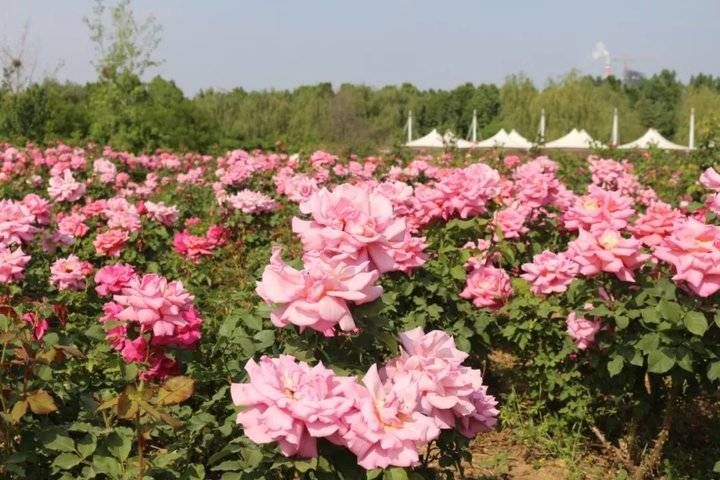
[2,0,719,95]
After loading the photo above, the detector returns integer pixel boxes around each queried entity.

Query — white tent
[475,129,511,148]
[544,128,604,150]
[405,129,444,148]
[618,128,688,151]
[506,129,533,149]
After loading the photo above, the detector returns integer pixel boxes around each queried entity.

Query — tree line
[1,0,719,154]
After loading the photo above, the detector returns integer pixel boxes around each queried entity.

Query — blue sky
[1,0,718,95]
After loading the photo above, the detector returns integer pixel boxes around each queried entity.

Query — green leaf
[607,355,624,377]
[647,349,675,374]
[367,470,383,480]
[714,460,720,473]
[92,455,122,477]
[211,460,244,472]
[714,312,720,328]
[384,468,409,480]
[52,453,81,470]
[253,330,275,349]
[450,265,466,281]
[241,446,263,470]
[180,464,205,480]
[635,333,659,353]
[614,315,629,330]
[220,474,243,480]
[41,430,76,452]
[76,433,97,459]
[684,311,708,336]
[708,361,720,381]
[106,428,133,460]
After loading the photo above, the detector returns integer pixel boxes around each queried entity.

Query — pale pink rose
[0,246,31,283]
[231,355,356,458]
[337,365,440,469]
[0,200,37,248]
[629,201,684,247]
[112,273,198,339]
[93,158,117,183]
[492,204,529,240]
[383,328,498,435]
[563,186,634,233]
[57,213,89,238]
[21,193,51,225]
[566,229,648,282]
[47,169,86,202]
[653,218,720,297]
[521,250,579,295]
[94,263,136,296]
[104,197,141,232]
[50,255,93,290]
[94,229,130,257]
[566,312,602,350]
[256,247,382,335]
[292,183,410,273]
[144,201,179,226]
[436,163,501,219]
[460,265,513,310]
[227,189,277,214]
[700,167,720,191]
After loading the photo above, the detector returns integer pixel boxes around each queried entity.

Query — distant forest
[2,0,720,154]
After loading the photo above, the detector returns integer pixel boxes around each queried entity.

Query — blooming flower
[292,184,414,273]
[338,365,440,469]
[700,167,720,191]
[94,229,130,257]
[460,265,513,310]
[383,328,498,434]
[112,273,197,339]
[256,247,382,335]
[47,169,86,202]
[521,250,579,295]
[566,312,602,350]
[231,355,356,458]
[563,186,634,233]
[0,200,37,248]
[95,263,136,296]
[629,201,684,247]
[567,229,648,282]
[50,255,93,290]
[0,246,31,283]
[653,218,720,297]
[144,201,179,226]
[227,189,278,214]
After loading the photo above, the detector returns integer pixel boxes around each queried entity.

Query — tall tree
[84,0,163,80]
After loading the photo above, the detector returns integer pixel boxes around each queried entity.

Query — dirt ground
[464,429,616,480]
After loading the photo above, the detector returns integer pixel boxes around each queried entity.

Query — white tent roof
[506,129,533,149]
[618,128,688,151]
[475,129,511,148]
[405,129,444,148]
[544,128,604,149]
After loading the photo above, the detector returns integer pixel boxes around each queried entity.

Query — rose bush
[0,142,718,479]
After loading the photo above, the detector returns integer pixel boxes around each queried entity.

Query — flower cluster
[231,328,497,469]
[98,270,202,380]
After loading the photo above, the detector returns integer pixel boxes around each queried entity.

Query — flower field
[1,143,719,479]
